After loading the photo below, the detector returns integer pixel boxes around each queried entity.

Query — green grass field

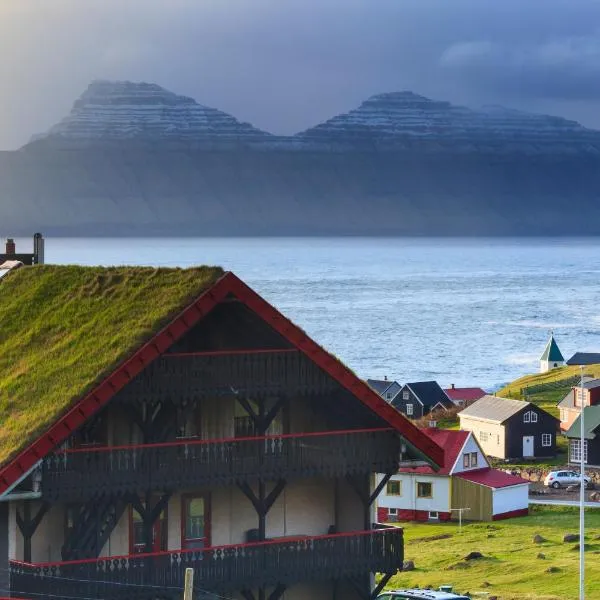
[386,506,600,600]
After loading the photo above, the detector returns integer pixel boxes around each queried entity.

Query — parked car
[378,589,469,600]
[544,470,592,489]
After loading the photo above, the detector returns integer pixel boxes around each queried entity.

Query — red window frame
[181,493,211,550]
[129,501,168,554]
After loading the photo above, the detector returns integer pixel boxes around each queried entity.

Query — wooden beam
[237,396,259,423]
[268,584,286,600]
[261,396,286,433]
[345,474,368,505]
[371,573,393,599]
[237,481,262,514]
[16,501,49,563]
[264,479,286,513]
[369,471,394,507]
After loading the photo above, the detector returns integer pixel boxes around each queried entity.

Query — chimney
[384,375,388,381]
[33,233,45,265]
[5,239,15,255]
[451,383,455,389]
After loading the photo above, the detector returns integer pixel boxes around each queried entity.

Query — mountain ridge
[3,80,600,237]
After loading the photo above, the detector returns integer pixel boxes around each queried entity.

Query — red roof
[444,387,487,402]
[398,428,469,475]
[0,272,443,495]
[455,468,529,488]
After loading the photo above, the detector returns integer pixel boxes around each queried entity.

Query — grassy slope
[0,265,224,467]
[387,506,600,600]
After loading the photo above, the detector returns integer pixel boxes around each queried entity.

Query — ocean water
[27,236,600,391]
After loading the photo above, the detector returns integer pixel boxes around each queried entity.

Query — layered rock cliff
[3,81,600,236]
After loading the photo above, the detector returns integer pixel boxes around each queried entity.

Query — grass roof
[0,265,224,468]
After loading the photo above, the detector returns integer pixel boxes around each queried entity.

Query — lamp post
[580,365,585,600]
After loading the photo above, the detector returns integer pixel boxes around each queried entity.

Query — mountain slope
[3,82,600,236]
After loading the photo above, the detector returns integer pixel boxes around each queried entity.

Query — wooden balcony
[9,528,403,600]
[41,428,400,502]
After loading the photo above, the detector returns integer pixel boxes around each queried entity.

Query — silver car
[544,470,592,489]
[378,589,469,600]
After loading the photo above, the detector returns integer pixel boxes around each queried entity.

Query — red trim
[129,497,169,554]
[492,508,529,521]
[59,427,393,454]
[11,527,401,568]
[0,271,443,495]
[165,348,298,358]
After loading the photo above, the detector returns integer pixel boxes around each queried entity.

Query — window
[182,495,210,549]
[428,511,439,520]
[386,392,392,400]
[402,391,409,400]
[542,433,552,447]
[463,454,470,468]
[386,481,402,496]
[130,499,168,554]
[406,404,414,416]
[388,508,398,516]
[480,431,489,442]
[470,452,478,467]
[570,440,589,464]
[417,482,433,498]
[524,412,530,423]
[531,412,538,423]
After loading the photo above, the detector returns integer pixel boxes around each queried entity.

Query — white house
[376,428,529,522]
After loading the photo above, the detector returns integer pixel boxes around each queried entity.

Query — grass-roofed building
[0,265,443,600]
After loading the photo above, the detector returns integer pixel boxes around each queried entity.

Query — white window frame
[402,390,409,400]
[388,508,398,516]
[571,439,588,464]
[428,511,439,520]
[406,403,414,416]
[542,433,552,447]
[523,412,530,423]
[531,411,538,423]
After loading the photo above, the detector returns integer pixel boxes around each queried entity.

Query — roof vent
[5,239,15,255]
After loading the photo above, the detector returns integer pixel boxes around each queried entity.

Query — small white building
[540,333,565,373]
[376,428,529,522]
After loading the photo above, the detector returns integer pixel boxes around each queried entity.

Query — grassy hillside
[496,364,600,420]
[387,506,600,600]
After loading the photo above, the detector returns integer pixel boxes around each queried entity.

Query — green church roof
[540,335,564,362]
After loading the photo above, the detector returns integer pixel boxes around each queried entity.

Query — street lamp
[580,365,585,600]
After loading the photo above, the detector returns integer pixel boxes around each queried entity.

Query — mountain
[297,91,600,153]
[32,80,271,146]
[2,81,600,237]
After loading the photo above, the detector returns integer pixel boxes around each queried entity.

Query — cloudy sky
[1,0,600,149]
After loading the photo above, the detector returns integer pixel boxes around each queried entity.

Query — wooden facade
[1,273,441,600]
[451,477,492,522]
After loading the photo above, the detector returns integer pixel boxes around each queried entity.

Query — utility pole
[580,365,585,600]
[183,567,194,600]
[451,507,470,532]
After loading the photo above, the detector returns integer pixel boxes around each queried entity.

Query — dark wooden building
[0,266,443,600]
[0,233,44,265]
[565,406,600,467]
[391,381,454,420]
[458,395,559,460]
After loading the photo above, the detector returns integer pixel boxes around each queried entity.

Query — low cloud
[441,34,600,100]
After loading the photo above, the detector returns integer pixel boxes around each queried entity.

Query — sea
[24,236,600,392]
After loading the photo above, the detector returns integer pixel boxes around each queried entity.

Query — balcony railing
[41,428,400,501]
[10,528,403,600]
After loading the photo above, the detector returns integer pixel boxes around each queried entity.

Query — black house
[458,395,559,460]
[565,406,600,467]
[391,381,454,419]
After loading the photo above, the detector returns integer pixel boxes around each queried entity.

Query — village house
[390,382,454,420]
[0,234,45,266]
[366,378,402,402]
[565,406,600,467]
[539,333,564,373]
[376,429,529,523]
[458,396,559,460]
[566,352,600,366]
[0,265,443,600]
[558,377,600,432]
[443,385,487,408]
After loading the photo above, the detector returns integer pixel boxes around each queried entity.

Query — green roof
[540,335,564,362]
[565,406,600,439]
[0,265,224,468]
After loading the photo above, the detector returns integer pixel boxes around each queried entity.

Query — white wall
[459,417,506,459]
[451,435,489,474]
[376,473,450,514]
[492,484,529,516]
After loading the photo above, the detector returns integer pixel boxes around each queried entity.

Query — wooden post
[183,567,194,600]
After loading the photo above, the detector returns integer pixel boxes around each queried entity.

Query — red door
[182,495,210,549]
[130,502,168,554]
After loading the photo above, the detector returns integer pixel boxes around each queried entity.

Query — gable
[450,433,490,474]
[0,271,444,496]
[408,382,452,409]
